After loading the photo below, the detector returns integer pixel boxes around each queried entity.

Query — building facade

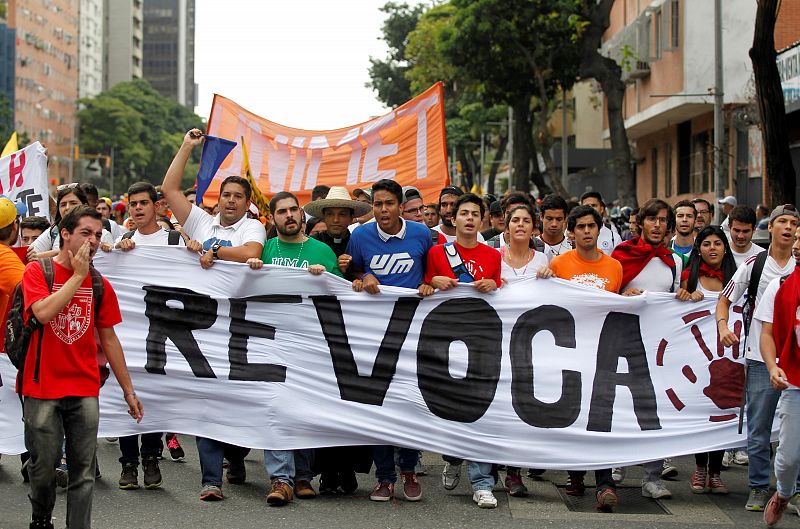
[78,0,103,98]
[0,3,15,137]
[601,0,761,208]
[104,0,142,90]
[9,0,79,183]
[142,0,195,108]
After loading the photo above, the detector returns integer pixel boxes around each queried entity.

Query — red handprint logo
[656,307,745,422]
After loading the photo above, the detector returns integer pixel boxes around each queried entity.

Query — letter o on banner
[417,298,502,422]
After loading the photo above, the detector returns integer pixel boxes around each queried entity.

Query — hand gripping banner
[0,247,755,468]
[202,83,449,206]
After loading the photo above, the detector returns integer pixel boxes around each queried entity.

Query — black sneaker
[319,472,341,495]
[119,463,139,490]
[226,459,246,484]
[340,470,358,495]
[142,456,163,489]
[29,515,54,529]
[166,433,185,462]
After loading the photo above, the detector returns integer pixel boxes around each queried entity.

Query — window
[664,142,673,197]
[671,0,680,48]
[654,9,662,60]
[677,121,691,194]
[690,131,710,193]
[651,148,659,198]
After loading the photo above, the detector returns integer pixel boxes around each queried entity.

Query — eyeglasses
[56,182,80,192]
[404,206,423,215]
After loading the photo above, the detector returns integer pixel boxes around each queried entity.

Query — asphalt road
[0,439,795,529]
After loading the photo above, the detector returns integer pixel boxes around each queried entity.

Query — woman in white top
[28,184,114,259]
[679,225,738,495]
[499,204,552,278]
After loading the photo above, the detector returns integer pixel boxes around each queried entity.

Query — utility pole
[110,147,115,197]
[508,106,514,191]
[713,0,725,224]
[479,131,485,192]
[561,87,568,187]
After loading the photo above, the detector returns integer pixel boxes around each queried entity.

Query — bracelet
[124,392,136,398]
[717,318,727,324]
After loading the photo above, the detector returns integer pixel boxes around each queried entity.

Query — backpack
[4,258,105,396]
[122,229,182,245]
[742,250,769,339]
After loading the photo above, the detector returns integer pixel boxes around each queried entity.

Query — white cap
[717,196,737,207]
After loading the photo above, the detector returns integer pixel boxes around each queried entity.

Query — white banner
[0,142,51,222]
[0,247,753,468]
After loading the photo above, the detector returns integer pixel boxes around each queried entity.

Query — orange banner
[203,83,449,206]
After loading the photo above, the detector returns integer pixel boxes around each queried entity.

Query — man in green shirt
[246,191,340,507]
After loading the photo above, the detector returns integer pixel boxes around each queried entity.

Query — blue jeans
[24,396,99,529]
[467,461,495,491]
[263,449,314,486]
[776,390,800,498]
[746,360,790,489]
[373,445,418,484]
[195,437,250,487]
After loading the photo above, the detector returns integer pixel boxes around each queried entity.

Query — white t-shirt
[753,276,800,390]
[597,224,620,255]
[730,243,765,268]
[348,217,376,233]
[622,253,683,293]
[722,253,796,362]
[31,226,114,253]
[536,235,573,263]
[107,220,126,241]
[181,204,266,250]
[498,247,549,277]
[432,224,485,244]
[115,228,186,246]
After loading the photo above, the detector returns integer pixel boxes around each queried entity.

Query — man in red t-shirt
[420,193,502,509]
[22,206,142,529]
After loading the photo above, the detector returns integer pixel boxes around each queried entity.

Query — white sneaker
[661,459,678,479]
[642,480,672,499]
[473,489,498,509]
[734,450,749,465]
[612,467,625,484]
[441,462,461,490]
[722,450,734,468]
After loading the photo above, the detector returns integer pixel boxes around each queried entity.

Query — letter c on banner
[417,298,502,423]
[510,305,581,428]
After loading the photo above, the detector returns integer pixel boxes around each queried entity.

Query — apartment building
[104,0,142,89]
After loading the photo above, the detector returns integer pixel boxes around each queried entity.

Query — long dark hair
[685,226,737,292]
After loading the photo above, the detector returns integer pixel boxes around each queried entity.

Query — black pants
[568,468,615,491]
[119,433,163,465]
[695,450,725,474]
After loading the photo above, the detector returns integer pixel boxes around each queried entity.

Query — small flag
[194,135,237,206]
[240,137,270,217]
[1,132,18,158]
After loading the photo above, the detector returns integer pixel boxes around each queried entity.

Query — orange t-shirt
[550,249,623,293]
[0,245,25,352]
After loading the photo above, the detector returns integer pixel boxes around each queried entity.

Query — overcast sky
[194,1,407,130]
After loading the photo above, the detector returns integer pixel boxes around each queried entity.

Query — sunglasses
[56,182,80,192]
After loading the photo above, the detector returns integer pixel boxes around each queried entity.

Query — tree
[441,0,582,197]
[750,0,796,207]
[78,79,203,191]
[367,2,426,108]
[577,0,636,207]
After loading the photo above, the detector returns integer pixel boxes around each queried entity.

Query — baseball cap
[401,186,421,204]
[769,203,800,223]
[489,201,502,216]
[0,197,18,229]
[718,196,737,207]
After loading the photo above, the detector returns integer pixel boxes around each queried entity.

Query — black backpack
[4,258,104,395]
[742,250,769,339]
[122,229,182,245]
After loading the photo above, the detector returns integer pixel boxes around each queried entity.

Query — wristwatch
[211,243,221,259]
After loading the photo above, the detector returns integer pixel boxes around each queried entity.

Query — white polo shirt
[181,204,266,250]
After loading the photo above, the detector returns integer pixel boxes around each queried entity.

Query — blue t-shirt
[346,219,432,289]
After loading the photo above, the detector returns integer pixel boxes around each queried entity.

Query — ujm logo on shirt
[50,285,92,344]
[370,253,414,275]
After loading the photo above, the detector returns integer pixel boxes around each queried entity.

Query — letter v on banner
[203,83,449,206]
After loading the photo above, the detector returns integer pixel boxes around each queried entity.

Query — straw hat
[304,186,372,219]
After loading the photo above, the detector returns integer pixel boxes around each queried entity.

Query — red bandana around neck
[773,265,800,387]
[681,262,723,283]
[612,236,675,289]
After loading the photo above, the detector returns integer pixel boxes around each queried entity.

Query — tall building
[600,0,760,206]
[104,0,142,90]
[79,0,103,98]
[142,0,195,108]
[9,0,79,183]
[0,3,15,136]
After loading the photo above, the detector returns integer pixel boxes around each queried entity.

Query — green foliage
[78,79,203,187]
[0,92,13,143]
[366,2,427,108]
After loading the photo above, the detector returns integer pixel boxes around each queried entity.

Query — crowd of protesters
[2,128,800,528]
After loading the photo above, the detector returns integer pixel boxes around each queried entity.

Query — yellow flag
[240,136,270,217]
[1,132,18,158]
[470,182,483,195]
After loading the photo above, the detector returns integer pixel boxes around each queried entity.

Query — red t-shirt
[20,260,122,399]
[424,242,502,288]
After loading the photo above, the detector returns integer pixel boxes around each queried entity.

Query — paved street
[0,439,795,528]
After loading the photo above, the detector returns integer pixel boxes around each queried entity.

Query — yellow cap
[0,197,17,229]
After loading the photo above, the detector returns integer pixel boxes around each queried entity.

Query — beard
[277,220,302,237]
